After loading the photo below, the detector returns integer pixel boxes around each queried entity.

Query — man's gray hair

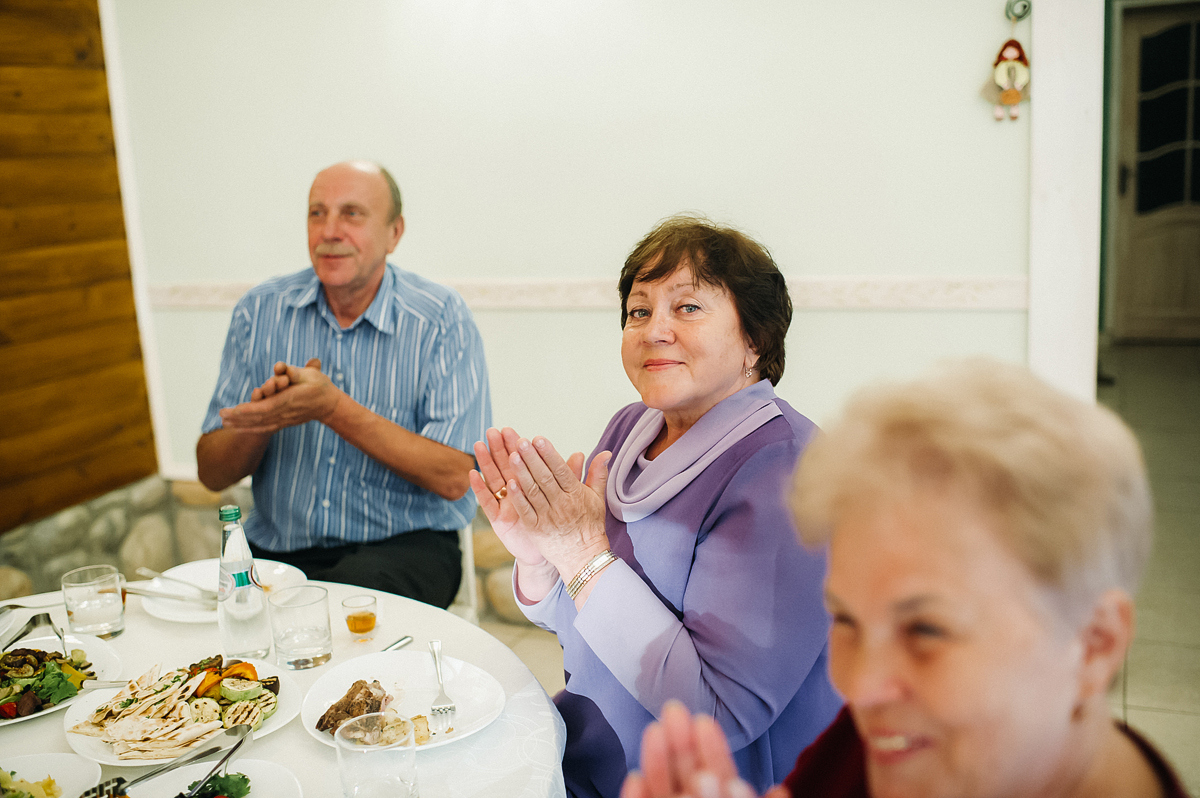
[378,165,403,223]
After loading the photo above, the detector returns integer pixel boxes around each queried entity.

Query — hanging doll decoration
[984,1,1031,120]
[991,39,1030,119]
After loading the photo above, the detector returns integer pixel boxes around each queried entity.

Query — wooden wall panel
[0,155,121,205]
[6,321,143,393]
[0,278,136,344]
[0,404,152,484]
[0,67,110,113]
[0,0,104,69]
[0,112,114,156]
[0,0,157,532]
[0,239,132,298]
[1,361,149,437]
[0,200,126,251]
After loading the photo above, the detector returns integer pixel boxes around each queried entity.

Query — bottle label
[218,563,260,599]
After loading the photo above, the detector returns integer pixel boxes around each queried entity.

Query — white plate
[123,758,302,798]
[301,650,506,751]
[63,659,301,767]
[0,633,123,727]
[141,559,306,624]
[2,753,102,795]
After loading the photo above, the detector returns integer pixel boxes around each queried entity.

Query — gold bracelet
[565,550,617,599]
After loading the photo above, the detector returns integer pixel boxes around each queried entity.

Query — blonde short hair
[791,359,1153,623]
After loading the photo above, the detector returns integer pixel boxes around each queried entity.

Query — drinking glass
[342,595,377,642]
[61,564,125,638]
[268,584,332,669]
[335,713,419,798]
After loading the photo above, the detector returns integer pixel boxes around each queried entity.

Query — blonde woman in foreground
[622,360,1190,798]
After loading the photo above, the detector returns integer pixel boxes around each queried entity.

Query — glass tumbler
[61,564,125,638]
[335,712,419,797]
[268,584,332,669]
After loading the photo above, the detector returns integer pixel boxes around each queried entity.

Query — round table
[0,581,567,798]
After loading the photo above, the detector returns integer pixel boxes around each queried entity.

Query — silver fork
[428,640,455,733]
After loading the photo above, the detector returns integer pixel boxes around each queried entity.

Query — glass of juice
[343,595,377,642]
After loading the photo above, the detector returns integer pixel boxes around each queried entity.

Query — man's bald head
[316,161,403,223]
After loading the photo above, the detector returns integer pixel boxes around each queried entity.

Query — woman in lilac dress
[469,216,841,798]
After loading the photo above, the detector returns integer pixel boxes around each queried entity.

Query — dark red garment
[781,707,1192,798]
[781,708,867,798]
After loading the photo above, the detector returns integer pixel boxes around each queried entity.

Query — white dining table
[0,580,568,798]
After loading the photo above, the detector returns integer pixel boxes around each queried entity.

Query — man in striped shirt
[196,161,491,607]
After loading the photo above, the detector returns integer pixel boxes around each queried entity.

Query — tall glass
[61,564,125,638]
[268,585,332,669]
[335,713,419,797]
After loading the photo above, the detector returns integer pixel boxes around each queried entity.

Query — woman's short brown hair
[791,358,1154,624]
[618,215,792,385]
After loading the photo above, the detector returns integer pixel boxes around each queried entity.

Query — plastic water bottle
[217,504,272,659]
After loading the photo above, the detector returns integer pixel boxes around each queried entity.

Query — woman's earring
[745,367,753,379]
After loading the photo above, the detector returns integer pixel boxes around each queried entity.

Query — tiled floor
[1099,343,1200,791]
[493,343,1200,790]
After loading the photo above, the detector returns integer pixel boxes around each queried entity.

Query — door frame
[1028,0,1106,402]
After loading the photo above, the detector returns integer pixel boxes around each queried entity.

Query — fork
[428,640,455,733]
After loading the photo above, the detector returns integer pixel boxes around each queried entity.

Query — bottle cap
[219,505,242,523]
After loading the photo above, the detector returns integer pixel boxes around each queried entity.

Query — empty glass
[268,585,332,669]
[61,564,125,638]
[335,712,419,797]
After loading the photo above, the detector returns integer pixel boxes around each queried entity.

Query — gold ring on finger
[493,486,508,501]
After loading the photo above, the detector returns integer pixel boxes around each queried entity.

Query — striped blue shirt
[201,265,491,551]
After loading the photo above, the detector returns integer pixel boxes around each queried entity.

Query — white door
[1114,4,1200,339]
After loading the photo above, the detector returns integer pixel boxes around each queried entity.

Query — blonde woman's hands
[621,701,788,798]
[504,435,612,581]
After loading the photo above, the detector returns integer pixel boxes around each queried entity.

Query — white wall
[105,0,1036,477]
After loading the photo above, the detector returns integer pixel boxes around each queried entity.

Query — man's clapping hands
[219,357,342,433]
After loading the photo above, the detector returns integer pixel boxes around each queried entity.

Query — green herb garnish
[185,772,251,798]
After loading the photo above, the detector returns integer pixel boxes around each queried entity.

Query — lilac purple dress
[518,381,842,798]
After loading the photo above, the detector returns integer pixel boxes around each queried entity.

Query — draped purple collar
[605,380,782,523]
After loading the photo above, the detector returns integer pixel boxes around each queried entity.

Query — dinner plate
[301,650,506,750]
[2,753,102,795]
[124,758,303,798]
[0,633,123,728]
[141,558,306,624]
[63,659,301,767]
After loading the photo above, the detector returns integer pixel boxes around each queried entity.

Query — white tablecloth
[0,582,567,798]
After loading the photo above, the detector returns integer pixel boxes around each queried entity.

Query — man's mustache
[315,243,356,256]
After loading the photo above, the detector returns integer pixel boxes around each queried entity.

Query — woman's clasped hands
[469,427,613,604]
